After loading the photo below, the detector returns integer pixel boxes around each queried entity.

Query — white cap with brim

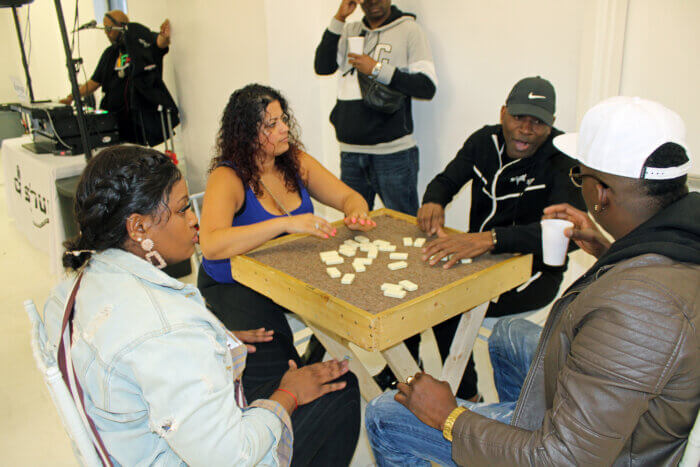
[553,96,692,180]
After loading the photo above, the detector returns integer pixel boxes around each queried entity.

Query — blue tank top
[201,167,314,283]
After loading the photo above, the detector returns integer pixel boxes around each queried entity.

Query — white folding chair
[190,191,205,264]
[23,299,103,467]
[680,409,700,467]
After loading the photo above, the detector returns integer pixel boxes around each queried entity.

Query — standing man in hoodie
[314,0,437,216]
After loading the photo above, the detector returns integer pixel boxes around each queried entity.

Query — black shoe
[300,335,326,365]
[373,365,398,391]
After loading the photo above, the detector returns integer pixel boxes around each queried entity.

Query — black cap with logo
[506,76,556,126]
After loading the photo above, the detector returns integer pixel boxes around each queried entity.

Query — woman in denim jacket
[43,146,359,466]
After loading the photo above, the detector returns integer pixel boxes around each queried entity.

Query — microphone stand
[53,0,93,159]
[11,6,35,102]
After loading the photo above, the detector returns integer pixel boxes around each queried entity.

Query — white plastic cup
[347,36,364,56]
[541,219,574,266]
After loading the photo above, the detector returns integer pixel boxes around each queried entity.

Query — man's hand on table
[422,229,494,269]
[417,202,445,235]
[395,372,458,431]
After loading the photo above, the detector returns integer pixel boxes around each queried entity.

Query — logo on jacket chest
[510,174,535,186]
[374,44,392,63]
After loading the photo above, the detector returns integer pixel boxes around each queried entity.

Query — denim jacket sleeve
[121,325,288,466]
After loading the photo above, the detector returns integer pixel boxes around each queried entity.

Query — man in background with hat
[59,10,176,146]
[366,95,699,466]
[415,76,585,401]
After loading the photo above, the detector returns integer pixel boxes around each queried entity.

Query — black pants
[198,265,361,466]
[433,269,563,399]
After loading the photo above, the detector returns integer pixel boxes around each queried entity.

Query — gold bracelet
[442,406,467,442]
[490,229,498,247]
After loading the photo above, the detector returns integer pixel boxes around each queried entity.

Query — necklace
[259,177,292,217]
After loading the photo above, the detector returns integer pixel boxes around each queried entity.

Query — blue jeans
[365,317,542,466]
[340,146,419,216]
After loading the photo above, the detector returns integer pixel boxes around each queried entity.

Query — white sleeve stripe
[408,60,438,86]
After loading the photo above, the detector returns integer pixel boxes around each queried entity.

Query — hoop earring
[140,238,167,269]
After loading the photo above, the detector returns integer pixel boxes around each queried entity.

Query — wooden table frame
[232,209,532,400]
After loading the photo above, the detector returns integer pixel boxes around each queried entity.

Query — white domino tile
[341,273,355,284]
[326,267,341,278]
[388,261,407,270]
[389,252,408,260]
[383,288,406,299]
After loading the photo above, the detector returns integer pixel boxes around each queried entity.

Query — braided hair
[63,145,181,270]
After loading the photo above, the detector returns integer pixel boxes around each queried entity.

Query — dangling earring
[593,204,600,212]
[140,238,167,269]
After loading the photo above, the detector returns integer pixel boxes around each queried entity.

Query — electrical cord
[42,108,72,150]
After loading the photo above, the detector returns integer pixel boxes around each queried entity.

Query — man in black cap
[416,76,585,400]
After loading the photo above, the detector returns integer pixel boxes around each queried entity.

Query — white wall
[619,0,700,176]
[1,0,697,198]
[127,0,271,192]
[0,1,104,103]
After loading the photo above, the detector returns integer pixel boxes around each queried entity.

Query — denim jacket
[43,249,292,466]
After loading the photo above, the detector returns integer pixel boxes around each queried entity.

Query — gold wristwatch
[442,406,467,442]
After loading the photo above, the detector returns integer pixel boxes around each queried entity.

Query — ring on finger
[406,376,414,385]
[314,222,320,229]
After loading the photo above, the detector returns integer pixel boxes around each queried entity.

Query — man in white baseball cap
[364,96,699,466]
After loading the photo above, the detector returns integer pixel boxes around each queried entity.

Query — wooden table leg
[440,301,490,394]
[381,342,421,384]
[305,322,382,401]
[419,327,443,377]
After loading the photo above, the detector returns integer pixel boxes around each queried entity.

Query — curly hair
[63,145,181,270]
[211,83,304,196]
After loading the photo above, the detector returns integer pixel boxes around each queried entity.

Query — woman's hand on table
[274,359,350,413]
[343,210,376,231]
[232,328,274,353]
[395,372,458,431]
[285,213,337,239]
[543,203,611,258]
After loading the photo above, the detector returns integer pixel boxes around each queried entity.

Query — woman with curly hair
[198,84,370,465]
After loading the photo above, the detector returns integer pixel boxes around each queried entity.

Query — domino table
[231,208,532,400]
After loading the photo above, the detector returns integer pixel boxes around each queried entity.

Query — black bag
[357,71,406,114]
[121,22,180,146]
[353,30,406,114]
